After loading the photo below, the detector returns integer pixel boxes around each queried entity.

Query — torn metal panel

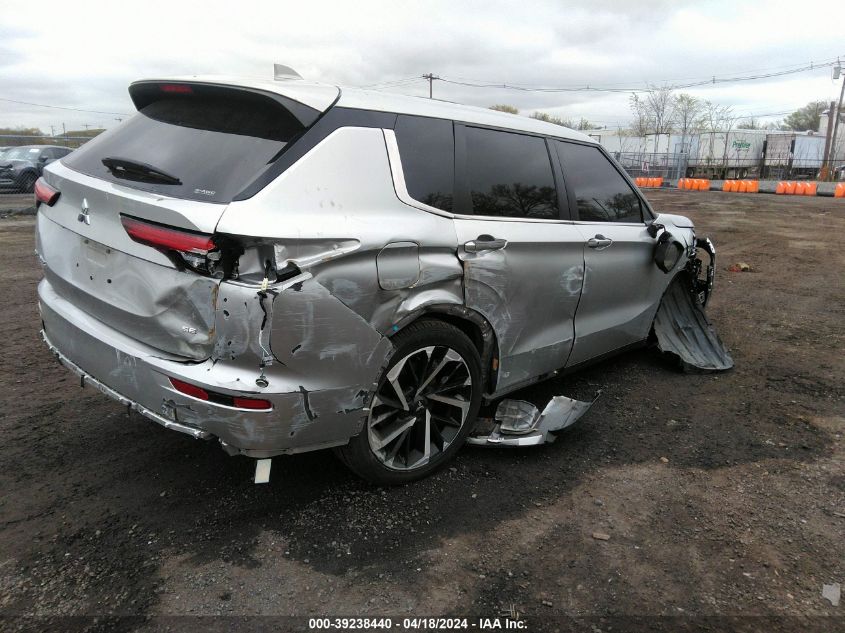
[467,392,599,447]
[273,238,361,270]
[212,272,311,366]
[270,277,394,389]
[654,275,734,372]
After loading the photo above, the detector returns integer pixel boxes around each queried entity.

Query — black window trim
[553,137,655,225]
[453,122,573,223]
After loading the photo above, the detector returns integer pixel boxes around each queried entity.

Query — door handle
[464,235,507,253]
[587,234,613,250]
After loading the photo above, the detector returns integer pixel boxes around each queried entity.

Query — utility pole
[821,100,836,180]
[827,62,844,180]
[422,73,437,99]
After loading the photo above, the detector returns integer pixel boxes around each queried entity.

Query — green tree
[782,101,827,132]
[489,104,519,114]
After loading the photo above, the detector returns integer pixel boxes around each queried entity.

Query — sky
[1,0,843,134]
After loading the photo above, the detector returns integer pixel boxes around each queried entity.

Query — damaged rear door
[37,81,324,360]
[454,125,584,392]
[553,140,668,365]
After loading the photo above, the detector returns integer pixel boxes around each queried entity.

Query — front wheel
[336,320,483,485]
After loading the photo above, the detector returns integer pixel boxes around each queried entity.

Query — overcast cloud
[1,0,843,132]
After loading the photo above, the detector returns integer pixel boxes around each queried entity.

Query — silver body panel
[37,77,697,458]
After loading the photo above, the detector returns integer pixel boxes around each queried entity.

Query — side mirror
[646,221,665,238]
[38,155,48,162]
[653,232,684,274]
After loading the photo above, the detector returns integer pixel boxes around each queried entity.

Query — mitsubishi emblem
[78,198,90,225]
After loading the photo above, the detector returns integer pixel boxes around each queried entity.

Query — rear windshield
[64,93,306,203]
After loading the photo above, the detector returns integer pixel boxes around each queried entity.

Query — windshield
[64,92,306,204]
[3,147,42,161]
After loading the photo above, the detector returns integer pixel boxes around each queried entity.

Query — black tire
[336,319,483,485]
[19,172,37,194]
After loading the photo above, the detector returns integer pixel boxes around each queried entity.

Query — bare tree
[628,93,651,136]
[531,111,576,128]
[645,85,677,136]
[575,117,601,131]
[736,116,762,130]
[674,93,704,149]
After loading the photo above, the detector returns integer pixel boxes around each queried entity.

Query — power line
[410,54,845,95]
[0,97,131,116]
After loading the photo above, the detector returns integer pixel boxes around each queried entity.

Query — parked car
[1,145,72,192]
[35,76,728,484]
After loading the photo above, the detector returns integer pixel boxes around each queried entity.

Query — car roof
[138,75,596,144]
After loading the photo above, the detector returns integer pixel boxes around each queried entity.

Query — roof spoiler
[128,80,322,127]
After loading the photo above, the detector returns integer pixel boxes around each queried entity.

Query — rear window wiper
[101,157,182,185]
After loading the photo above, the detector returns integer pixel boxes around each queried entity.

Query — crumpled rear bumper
[38,277,376,457]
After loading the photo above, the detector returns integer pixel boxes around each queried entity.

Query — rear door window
[64,92,306,204]
[555,141,643,223]
[395,115,454,212]
[463,127,558,219]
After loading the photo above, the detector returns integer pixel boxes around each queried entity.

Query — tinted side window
[555,142,642,223]
[464,127,557,219]
[395,115,454,212]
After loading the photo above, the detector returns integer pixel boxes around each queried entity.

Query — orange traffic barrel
[722,180,731,192]
[748,180,759,193]
[738,181,748,193]
[728,180,739,192]
[795,182,807,195]
[775,181,786,194]
[678,178,686,189]
[836,183,845,198]
[804,182,817,196]
[785,181,797,195]
[700,179,711,191]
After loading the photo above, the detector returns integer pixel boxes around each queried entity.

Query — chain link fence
[0,134,94,150]
[1,135,95,194]
[616,152,845,182]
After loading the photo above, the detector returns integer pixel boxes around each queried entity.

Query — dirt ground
[0,190,842,632]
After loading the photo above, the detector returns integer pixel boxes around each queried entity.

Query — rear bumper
[38,277,375,457]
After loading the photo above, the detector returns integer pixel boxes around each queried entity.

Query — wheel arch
[389,304,499,395]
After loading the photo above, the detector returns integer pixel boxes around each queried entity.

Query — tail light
[121,214,218,272]
[34,177,60,206]
[169,377,272,411]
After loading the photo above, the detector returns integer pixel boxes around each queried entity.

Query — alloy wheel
[368,345,473,471]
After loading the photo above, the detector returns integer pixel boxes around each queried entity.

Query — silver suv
[35,76,729,484]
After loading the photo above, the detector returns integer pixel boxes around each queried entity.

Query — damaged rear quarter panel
[212,126,467,447]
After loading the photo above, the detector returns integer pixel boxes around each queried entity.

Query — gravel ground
[0,194,35,218]
[0,191,842,632]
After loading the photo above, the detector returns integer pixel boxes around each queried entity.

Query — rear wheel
[337,320,482,485]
